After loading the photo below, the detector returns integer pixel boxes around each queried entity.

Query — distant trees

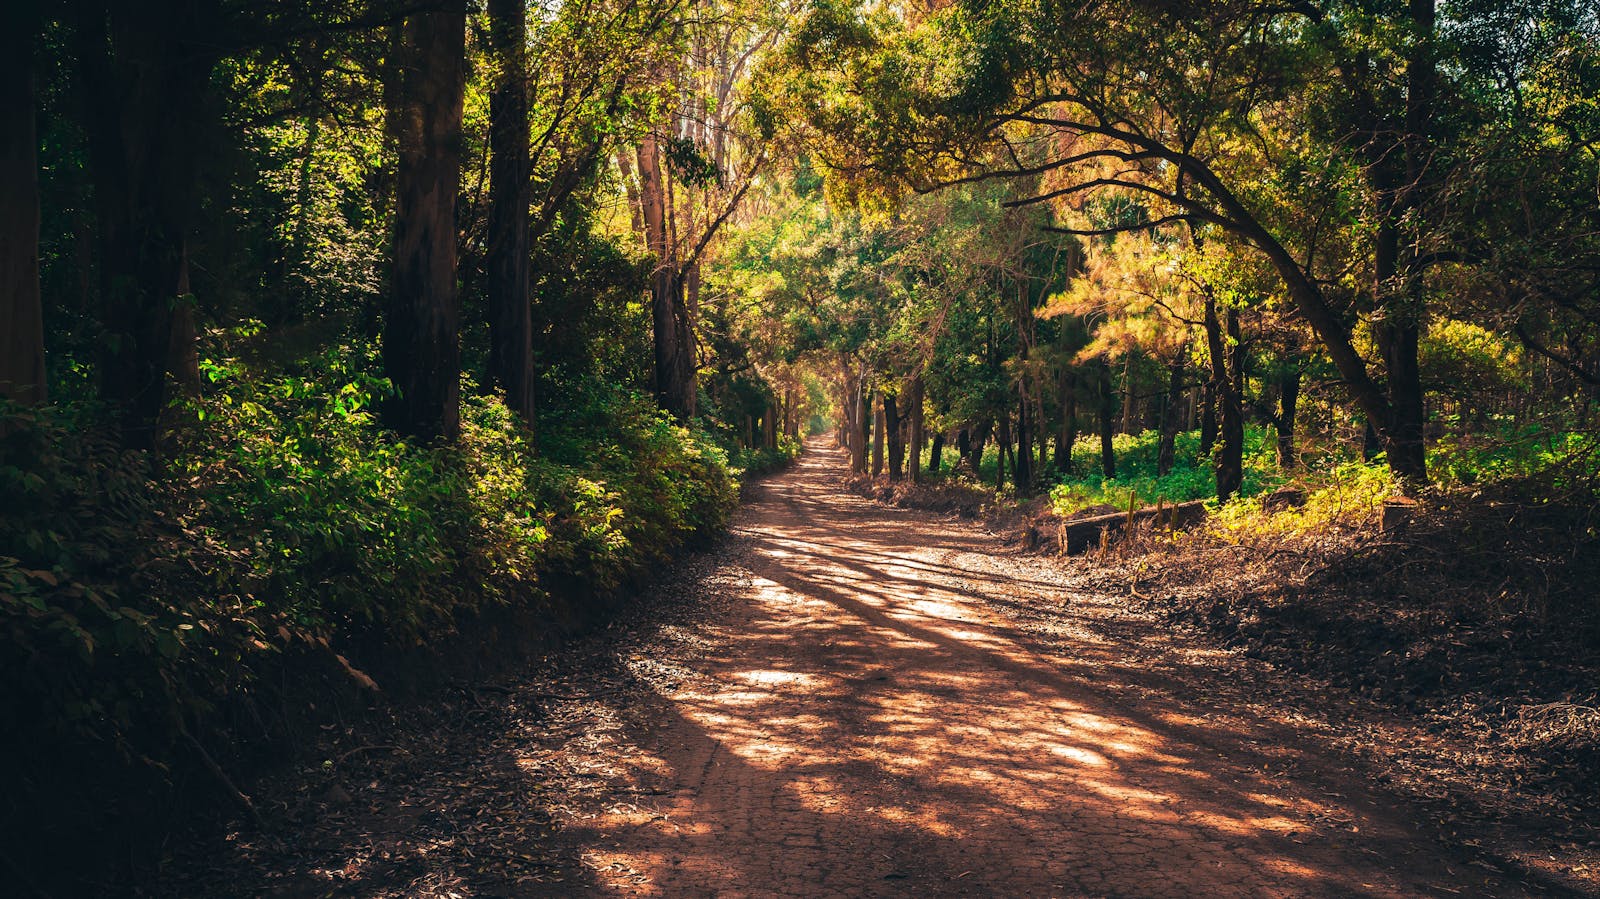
[762,0,1600,490]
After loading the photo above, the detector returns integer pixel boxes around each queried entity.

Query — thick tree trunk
[75,0,215,447]
[1156,355,1184,476]
[1,0,46,407]
[929,431,944,475]
[1097,363,1116,479]
[384,7,466,443]
[486,0,535,426]
[1199,379,1217,459]
[956,428,969,471]
[885,392,904,481]
[1276,369,1300,468]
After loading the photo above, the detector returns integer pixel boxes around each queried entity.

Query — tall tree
[1,0,45,407]
[486,0,535,426]
[384,7,466,443]
[72,0,218,447]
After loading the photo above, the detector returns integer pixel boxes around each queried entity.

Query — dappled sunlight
[543,446,1503,897]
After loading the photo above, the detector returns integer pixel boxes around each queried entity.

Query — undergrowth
[0,347,741,887]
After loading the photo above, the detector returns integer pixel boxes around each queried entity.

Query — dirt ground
[153,439,1585,898]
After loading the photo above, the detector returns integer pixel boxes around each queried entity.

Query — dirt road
[538,441,1533,897]
[165,440,1548,898]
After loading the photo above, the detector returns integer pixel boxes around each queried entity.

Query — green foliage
[0,351,740,836]
[732,435,805,477]
[1046,428,1283,515]
[1428,423,1598,487]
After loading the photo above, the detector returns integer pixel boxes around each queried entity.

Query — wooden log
[1059,500,1208,554]
[1381,497,1417,532]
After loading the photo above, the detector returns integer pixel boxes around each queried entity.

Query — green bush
[0,348,741,849]
[1049,427,1284,515]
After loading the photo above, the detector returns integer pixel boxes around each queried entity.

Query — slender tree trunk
[871,400,885,478]
[1,0,46,407]
[1221,308,1245,501]
[384,7,466,443]
[486,0,535,426]
[1204,296,1244,501]
[856,381,870,474]
[956,427,970,472]
[929,431,944,475]
[909,377,924,484]
[1015,389,1033,494]
[885,392,904,481]
[1156,354,1185,476]
[637,134,693,418]
[996,413,1010,491]
[1055,369,1077,474]
[1199,379,1217,460]
[168,245,200,393]
[1097,362,1116,478]
[1276,369,1300,468]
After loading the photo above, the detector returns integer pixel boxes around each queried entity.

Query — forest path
[164,439,1548,898]
[537,439,1530,898]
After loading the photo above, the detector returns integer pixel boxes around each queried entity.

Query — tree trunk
[168,245,200,393]
[1,0,46,407]
[969,420,991,474]
[1097,362,1116,479]
[74,0,215,448]
[909,377,924,484]
[1055,369,1077,474]
[1014,389,1034,494]
[1156,354,1184,476]
[1276,369,1300,468]
[884,392,904,480]
[384,7,466,443]
[855,381,871,474]
[1118,354,1137,435]
[929,431,944,475]
[996,413,1010,491]
[1199,379,1217,460]
[486,0,535,426]
[1204,295,1244,502]
[637,134,693,418]
[871,400,885,478]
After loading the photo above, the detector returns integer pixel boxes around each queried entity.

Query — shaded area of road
[548,441,1531,897]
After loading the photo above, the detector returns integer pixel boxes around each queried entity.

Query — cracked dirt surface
[538,441,1542,898]
[156,439,1561,897]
